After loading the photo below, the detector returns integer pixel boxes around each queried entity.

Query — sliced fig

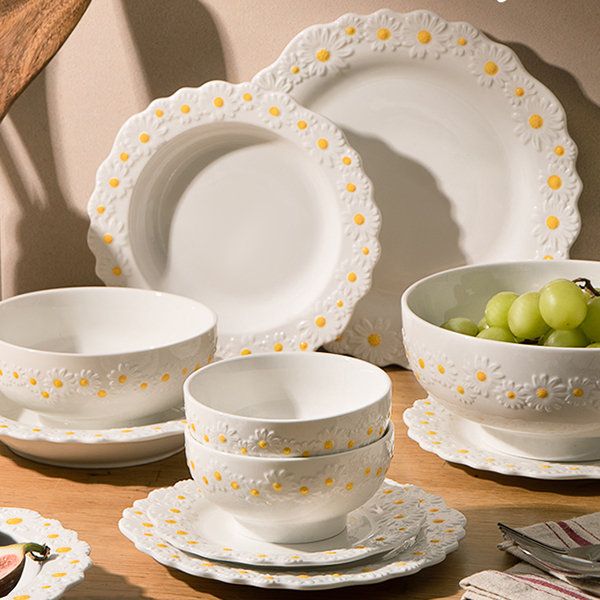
[0,543,49,596]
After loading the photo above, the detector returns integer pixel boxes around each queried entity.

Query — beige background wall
[1,0,599,298]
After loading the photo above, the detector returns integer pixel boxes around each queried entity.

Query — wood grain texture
[0,0,90,120]
[0,368,597,599]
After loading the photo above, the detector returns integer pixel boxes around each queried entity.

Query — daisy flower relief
[469,43,517,88]
[274,52,306,91]
[262,469,297,497]
[523,374,567,411]
[303,122,346,166]
[451,22,480,56]
[504,74,536,107]
[75,369,101,395]
[430,354,458,389]
[6,366,26,387]
[173,89,204,125]
[95,216,125,250]
[297,26,353,77]
[237,83,258,110]
[125,110,168,158]
[401,12,450,59]
[44,368,77,399]
[108,363,141,390]
[343,198,381,243]
[337,14,365,41]
[259,331,294,354]
[200,83,241,121]
[539,161,581,204]
[464,356,504,399]
[219,334,261,358]
[290,109,317,137]
[96,247,131,285]
[513,95,565,151]
[24,368,42,391]
[88,189,116,221]
[365,12,403,52]
[347,318,403,366]
[532,197,580,252]
[339,171,372,202]
[495,379,527,409]
[546,138,577,163]
[258,92,294,129]
[297,299,344,350]
[97,155,133,200]
[335,260,372,302]
[565,377,596,407]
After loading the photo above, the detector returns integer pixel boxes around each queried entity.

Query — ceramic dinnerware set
[0,7,592,597]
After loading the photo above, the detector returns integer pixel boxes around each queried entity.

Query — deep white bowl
[185,424,394,543]
[402,260,600,461]
[184,352,392,457]
[0,287,216,427]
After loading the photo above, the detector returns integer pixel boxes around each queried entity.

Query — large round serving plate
[88,82,380,358]
[254,9,581,367]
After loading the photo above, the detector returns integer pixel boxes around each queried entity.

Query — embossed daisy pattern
[200,82,241,120]
[303,122,346,166]
[274,52,306,91]
[504,74,536,107]
[173,89,203,125]
[346,318,403,366]
[334,260,372,302]
[343,197,382,243]
[523,374,567,412]
[258,92,295,129]
[539,161,581,204]
[495,379,527,409]
[297,27,353,76]
[547,137,577,163]
[297,299,344,349]
[565,377,597,407]
[469,43,517,88]
[43,368,77,399]
[108,363,142,390]
[75,369,101,395]
[123,110,169,157]
[400,11,450,59]
[532,197,580,252]
[464,356,504,399]
[365,11,403,51]
[513,95,565,151]
[450,22,480,56]
[337,14,365,41]
[430,354,458,389]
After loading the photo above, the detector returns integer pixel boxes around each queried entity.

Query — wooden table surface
[1,368,598,599]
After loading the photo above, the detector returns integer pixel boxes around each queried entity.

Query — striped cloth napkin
[460,513,600,599]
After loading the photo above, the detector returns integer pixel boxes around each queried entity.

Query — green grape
[476,327,515,343]
[484,292,518,328]
[587,342,600,348]
[441,317,479,337]
[477,317,488,332]
[581,297,600,342]
[542,328,588,347]
[507,292,550,340]
[539,279,588,330]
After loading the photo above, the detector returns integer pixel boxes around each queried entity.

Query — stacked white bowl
[184,352,393,543]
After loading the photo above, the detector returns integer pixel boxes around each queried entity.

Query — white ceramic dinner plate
[0,392,185,468]
[146,479,424,567]
[88,81,380,358]
[404,398,600,480]
[119,479,465,590]
[0,507,91,599]
[254,9,582,367]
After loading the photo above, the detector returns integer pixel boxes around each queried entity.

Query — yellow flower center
[377,27,391,40]
[457,36,467,46]
[546,215,560,230]
[554,145,565,156]
[315,315,326,328]
[476,371,487,382]
[573,387,584,397]
[529,114,544,129]
[368,333,381,347]
[484,61,499,76]
[317,137,329,150]
[536,387,549,399]
[417,29,432,44]
[547,175,562,190]
[315,48,330,62]
[268,106,280,117]
[515,87,525,97]
[345,26,356,36]
[139,132,150,143]
[213,97,224,108]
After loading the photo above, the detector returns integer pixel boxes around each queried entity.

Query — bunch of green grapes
[440,278,600,347]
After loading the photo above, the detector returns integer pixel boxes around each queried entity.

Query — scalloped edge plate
[0,507,91,599]
[119,478,465,590]
[87,81,380,359]
[254,9,581,368]
[404,397,600,480]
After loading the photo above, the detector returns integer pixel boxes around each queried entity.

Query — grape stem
[573,277,600,297]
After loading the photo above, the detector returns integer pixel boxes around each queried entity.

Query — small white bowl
[0,287,216,428]
[402,260,600,461]
[184,352,392,457]
[185,424,394,543]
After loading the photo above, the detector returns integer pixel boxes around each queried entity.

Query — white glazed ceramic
[254,9,581,367]
[0,507,91,599]
[184,425,394,543]
[402,260,600,462]
[404,398,600,480]
[184,352,392,457]
[146,479,425,567]
[87,81,381,359]
[0,391,186,468]
[119,479,466,590]
[0,287,216,428]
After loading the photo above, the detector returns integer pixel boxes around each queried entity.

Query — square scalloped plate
[119,479,465,590]
[0,507,91,599]
[254,9,582,367]
[87,81,380,359]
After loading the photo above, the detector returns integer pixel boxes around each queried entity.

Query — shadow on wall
[502,40,600,261]
[0,0,226,296]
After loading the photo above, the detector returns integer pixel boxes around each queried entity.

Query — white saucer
[0,393,185,468]
[0,507,91,599]
[119,478,465,590]
[146,479,425,567]
[404,398,600,480]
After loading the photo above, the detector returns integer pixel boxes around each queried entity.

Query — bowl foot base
[233,515,347,544]
[477,424,600,462]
